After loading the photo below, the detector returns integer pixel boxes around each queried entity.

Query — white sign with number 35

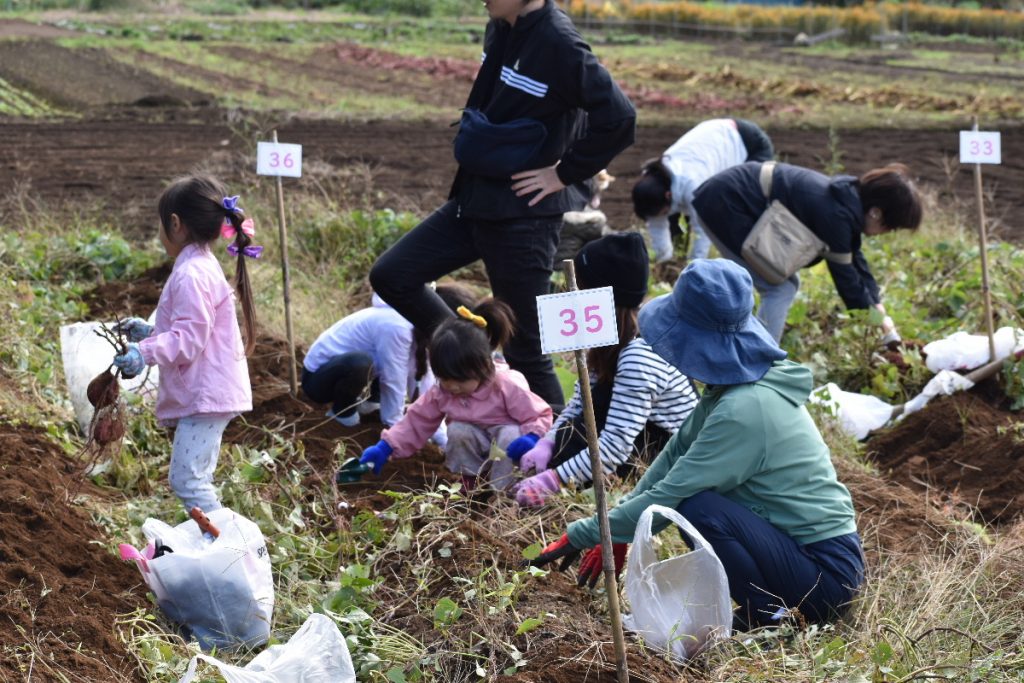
[257,141,303,177]
[959,131,1001,165]
[537,287,618,354]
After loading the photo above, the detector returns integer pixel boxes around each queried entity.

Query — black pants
[735,118,775,163]
[369,200,565,407]
[549,381,671,484]
[300,352,374,416]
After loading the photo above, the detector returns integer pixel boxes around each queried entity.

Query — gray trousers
[445,422,520,492]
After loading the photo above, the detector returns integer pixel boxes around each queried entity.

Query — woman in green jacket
[531,259,864,630]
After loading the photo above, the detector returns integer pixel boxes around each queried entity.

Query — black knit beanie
[573,232,649,308]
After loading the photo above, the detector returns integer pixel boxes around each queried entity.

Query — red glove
[576,542,628,588]
[528,533,582,572]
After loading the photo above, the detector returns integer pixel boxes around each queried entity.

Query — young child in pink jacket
[357,299,552,492]
[113,174,255,513]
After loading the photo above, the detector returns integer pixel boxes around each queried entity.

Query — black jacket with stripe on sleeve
[450,0,636,220]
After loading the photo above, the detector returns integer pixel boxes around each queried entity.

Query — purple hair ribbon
[227,244,264,259]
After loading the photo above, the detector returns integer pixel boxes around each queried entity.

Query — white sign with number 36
[537,287,618,354]
[257,141,303,177]
[959,131,1001,165]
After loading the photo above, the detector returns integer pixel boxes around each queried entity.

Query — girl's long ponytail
[225,210,258,355]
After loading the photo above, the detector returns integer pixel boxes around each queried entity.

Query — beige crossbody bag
[740,162,852,285]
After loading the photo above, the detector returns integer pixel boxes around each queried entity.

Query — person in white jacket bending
[632,118,773,263]
[301,285,474,440]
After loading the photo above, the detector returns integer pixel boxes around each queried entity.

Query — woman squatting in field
[511,232,699,507]
[358,300,552,492]
[368,0,636,411]
[532,259,864,631]
[113,174,256,514]
[691,161,923,343]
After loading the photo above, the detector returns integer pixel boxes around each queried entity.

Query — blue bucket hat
[638,259,786,385]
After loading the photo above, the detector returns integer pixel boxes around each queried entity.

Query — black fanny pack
[453,108,547,178]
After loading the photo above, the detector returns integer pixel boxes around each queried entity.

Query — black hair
[588,305,639,385]
[472,297,515,351]
[428,297,516,384]
[411,283,479,381]
[631,158,673,220]
[158,174,257,354]
[436,283,477,312]
[857,163,923,231]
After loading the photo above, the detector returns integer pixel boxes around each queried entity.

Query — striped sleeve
[555,340,697,485]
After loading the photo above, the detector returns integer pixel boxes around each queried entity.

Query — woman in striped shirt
[511,232,698,507]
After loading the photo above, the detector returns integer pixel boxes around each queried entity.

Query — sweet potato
[87,370,120,409]
[93,410,125,445]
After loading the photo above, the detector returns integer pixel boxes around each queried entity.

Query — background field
[2,5,1024,682]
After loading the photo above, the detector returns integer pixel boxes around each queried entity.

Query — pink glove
[513,469,561,507]
[519,437,556,473]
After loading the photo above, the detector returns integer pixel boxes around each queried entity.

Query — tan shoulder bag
[740,162,852,285]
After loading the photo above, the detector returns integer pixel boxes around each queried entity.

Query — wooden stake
[563,258,629,683]
[972,116,996,362]
[272,130,298,396]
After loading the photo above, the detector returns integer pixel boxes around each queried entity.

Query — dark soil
[0,41,208,109]
[0,420,147,682]
[867,377,1024,524]
[82,262,170,319]
[5,116,1024,240]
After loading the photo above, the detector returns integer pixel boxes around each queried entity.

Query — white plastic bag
[61,319,159,433]
[622,505,732,661]
[178,613,355,683]
[120,508,274,651]
[809,383,893,441]
[923,327,1024,373]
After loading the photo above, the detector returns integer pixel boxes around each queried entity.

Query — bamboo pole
[563,258,629,683]
[971,116,996,362]
[272,130,298,396]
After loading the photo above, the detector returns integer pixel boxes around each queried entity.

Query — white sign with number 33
[959,131,1001,165]
[257,141,303,177]
[537,287,618,354]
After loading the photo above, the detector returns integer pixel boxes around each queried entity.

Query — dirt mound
[0,421,146,682]
[0,41,207,109]
[83,262,170,320]
[835,456,952,561]
[359,490,684,683]
[224,327,460,507]
[0,18,80,39]
[866,378,1024,524]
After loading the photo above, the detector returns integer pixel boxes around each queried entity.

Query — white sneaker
[357,401,380,416]
[326,408,360,427]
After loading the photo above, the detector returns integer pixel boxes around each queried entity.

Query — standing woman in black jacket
[369,0,636,408]
[691,161,922,343]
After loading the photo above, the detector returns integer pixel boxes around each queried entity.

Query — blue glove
[505,433,540,462]
[115,317,154,343]
[113,344,145,379]
[359,440,394,475]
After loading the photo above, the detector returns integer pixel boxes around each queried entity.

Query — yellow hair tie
[457,306,487,329]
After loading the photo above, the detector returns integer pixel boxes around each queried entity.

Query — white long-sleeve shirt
[550,338,699,485]
[646,119,748,261]
[304,298,431,428]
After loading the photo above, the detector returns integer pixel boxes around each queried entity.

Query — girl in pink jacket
[357,299,552,492]
[113,174,255,513]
